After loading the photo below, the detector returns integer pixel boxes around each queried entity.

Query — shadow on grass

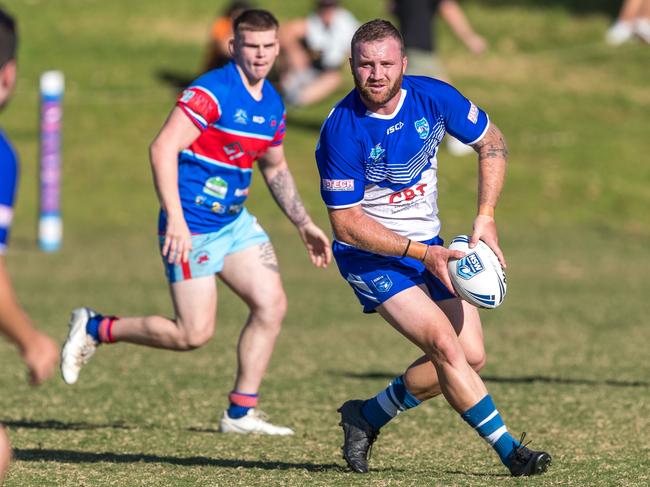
[481,375,649,388]
[334,371,649,388]
[1,419,133,430]
[13,448,346,472]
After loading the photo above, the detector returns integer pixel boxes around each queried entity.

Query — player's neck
[235,64,264,101]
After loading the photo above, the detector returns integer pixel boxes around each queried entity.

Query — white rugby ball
[447,235,507,309]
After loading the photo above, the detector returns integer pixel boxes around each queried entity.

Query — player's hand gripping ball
[447,235,507,309]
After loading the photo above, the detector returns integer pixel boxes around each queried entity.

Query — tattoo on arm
[259,242,279,273]
[471,124,509,162]
[267,168,311,227]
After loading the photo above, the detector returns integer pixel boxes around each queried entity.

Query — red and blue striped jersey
[159,61,286,234]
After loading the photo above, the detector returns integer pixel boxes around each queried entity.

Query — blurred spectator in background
[0,6,59,483]
[202,0,252,72]
[279,0,359,106]
[392,0,487,156]
[606,0,650,45]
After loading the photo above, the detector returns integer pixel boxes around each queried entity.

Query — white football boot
[605,21,635,45]
[61,307,99,384]
[218,409,294,436]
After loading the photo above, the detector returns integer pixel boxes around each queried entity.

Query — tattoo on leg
[259,242,279,273]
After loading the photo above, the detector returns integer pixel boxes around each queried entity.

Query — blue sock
[461,395,520,467]
[361,375,422,431]
[85,314,105,342]
[227,392,258,419]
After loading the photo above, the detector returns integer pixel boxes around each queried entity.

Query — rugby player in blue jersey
[61,9,331,435]
[0,7,59,482]
[316,19,551,476]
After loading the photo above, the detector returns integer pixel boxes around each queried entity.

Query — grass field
[1,0,649,485]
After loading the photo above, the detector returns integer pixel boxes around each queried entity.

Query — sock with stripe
[227,391,258,419]
[461,394,520,467]
[361,375,422,431]
[86,315,119,344]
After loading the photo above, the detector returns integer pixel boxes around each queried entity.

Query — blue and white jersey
[0,129,18,254]
[315,76,489,241]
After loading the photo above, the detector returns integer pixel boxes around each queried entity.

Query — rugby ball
[447,235,507,309]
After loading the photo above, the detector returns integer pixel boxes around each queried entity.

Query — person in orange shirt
[203,1,252,72]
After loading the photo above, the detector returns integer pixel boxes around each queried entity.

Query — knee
[467,349,487,373]
[176,319,215,350]
[427,332,465,366]
[252,290,287,333]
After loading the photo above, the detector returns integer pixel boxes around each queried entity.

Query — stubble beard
[354,70,403,108]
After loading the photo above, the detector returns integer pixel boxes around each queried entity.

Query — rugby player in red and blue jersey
[0,7,60,481]
[61,9,331,435]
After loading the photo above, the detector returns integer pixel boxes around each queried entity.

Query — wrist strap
[406,241,428,261]
[401,239,412,258]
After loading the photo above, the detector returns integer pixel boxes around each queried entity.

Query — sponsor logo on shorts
[467,102,479,124]
[414,117,430,139]
[372,275,393,293]
[388,184,427,204]
[456,252,485,280]
[322,179,354,191]
[195,251,210,265]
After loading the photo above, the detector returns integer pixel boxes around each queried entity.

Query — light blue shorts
[333,235,455,313]
[161,208,269,283]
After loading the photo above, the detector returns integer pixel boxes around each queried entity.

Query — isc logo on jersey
[386,121,404,135]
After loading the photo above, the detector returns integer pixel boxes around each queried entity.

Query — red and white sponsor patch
[177,87,220,125]
[467,102,479,124]
[322,179,355,191]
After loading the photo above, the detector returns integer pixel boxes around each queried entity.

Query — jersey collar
[364,88,407,120]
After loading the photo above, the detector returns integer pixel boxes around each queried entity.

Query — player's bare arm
[328,205,464,294]
[470,122,507,266]
[0,257,58,385]
[258,145,332,268]
[149,106,201,264]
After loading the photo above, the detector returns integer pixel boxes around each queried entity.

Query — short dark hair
[351,19,404,57]
[0,6,17,68]
[233,8,278,35]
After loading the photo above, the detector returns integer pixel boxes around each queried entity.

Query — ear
[0,60,17,103]
[228,37,236,58]
[402,54,408,75]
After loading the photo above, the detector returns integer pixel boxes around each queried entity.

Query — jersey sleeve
[315,121,365,208]
[176,84,222,131]
[0,148,18,254]
[270,111,286,147]
[438,82,489,145]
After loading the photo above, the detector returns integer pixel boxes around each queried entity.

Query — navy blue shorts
[333,236,454,313]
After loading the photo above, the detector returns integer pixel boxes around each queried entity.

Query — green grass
[1,0,649,485]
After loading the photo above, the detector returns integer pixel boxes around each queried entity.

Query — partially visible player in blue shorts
[315,19,551,476]
[0,8,59,482]
[61,9,331,436]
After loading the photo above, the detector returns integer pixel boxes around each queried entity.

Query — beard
[354,70,403,108]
